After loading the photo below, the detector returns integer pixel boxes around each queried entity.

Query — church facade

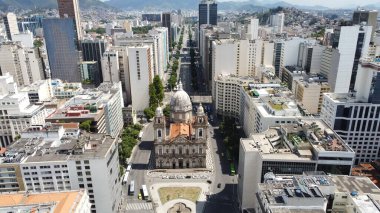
[153,82,208,169]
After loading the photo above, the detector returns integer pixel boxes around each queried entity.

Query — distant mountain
[104,0,199,10]
[104,0,333,11]
[0,0,113,11]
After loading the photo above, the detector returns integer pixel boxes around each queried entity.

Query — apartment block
[46,82,124,138]
[2,128,122,212]
[0,73,50,147]
[238,119,355,211]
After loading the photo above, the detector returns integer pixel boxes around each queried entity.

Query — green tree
[153,75,164,103]
[33,40,43,48]
[149,83,158,108]
[79,120,92,132]
[144,107,155,120]
[163,105,171,117]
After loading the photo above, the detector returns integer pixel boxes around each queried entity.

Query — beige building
[154,82,208,169]
[294,79,330,115]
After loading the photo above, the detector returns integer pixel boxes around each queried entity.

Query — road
[179,27,239,213]
[203,118,239,213]
[122,123,155,213]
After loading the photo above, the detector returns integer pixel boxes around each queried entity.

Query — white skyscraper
[128,45,154,113]
[322,26,372,93]
[2,13,19,41]
[248,18,259,40]
[270,12,284,34]
[101,50,120,83]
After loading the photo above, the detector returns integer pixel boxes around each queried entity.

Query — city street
[203,118,238,213]
[122,26,238,213]
[177,27,239,212]
[122,123,154,213]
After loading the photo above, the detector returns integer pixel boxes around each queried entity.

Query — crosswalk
[125,202,153,211]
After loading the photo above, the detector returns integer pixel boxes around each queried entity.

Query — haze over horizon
[216,0,380,8]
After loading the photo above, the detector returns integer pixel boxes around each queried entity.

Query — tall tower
[193,103,208,140]
[153,107,166,142]
[43,18,80,82]
[199,0,217,27]
[352,9,378,42]
[3,13,19,41]
[162,12,172,47]
[198,0,217,47]
[57,0,82,45]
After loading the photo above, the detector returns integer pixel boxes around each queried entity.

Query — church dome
[170,81,192,112]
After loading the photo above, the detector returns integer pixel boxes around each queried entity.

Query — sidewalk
[149,182,209,213]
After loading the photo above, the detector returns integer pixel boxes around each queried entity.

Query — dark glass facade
[18,16,44,35]
[43,18,80,82]
[81,40,106,85]
[162,13,171,46]
[199,2,217,26]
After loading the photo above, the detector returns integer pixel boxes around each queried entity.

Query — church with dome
[153,82,208,169]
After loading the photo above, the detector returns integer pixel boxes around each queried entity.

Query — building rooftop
[0,190,87,213]
[169,123,191,140]
[259,173,380,213]
[331,175,380,195]
[1,131,115,164]
[242,119,354,160]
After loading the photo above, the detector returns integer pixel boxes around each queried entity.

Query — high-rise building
[81,39,106,85]
[247,18,259,40]
[161,12,172,46]
[321,58,380,164]
[298,43,326,74]
[128,45,154,113]
[2,13,19,41]
[198,0,217,47]
[273,40,284,77]
[199,0,217,27]
[43,18,80,82]
[0,42,45,86]
[57,0,82,42]
[326,25,372,93]
[352,9,378,42]
[269,12,285,34]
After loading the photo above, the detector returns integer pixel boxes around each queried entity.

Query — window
[76,161,81,165]
[79,184,85,188]
[84,160,89,164]
[85,171,91,175]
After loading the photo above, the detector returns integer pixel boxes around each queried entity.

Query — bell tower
[153,106,166,142]
[193,103,208,139]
